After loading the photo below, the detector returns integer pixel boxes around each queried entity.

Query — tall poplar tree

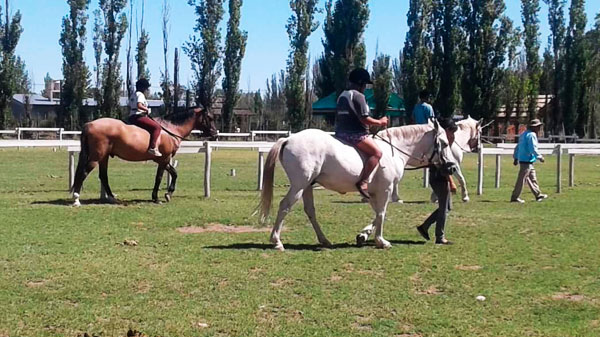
[60,0,91,129]
[543,0,566,134]
[563,0,587,136]
[98,0,128,119]
[460,0,513,121]
[315,0,369,97]
[285,0,318,132]
[372,54,392,119]
[184,0,224,113]
[0,1,23,129]
[521,0,541,119]
[136,0,150,81]
[222,0,248,132]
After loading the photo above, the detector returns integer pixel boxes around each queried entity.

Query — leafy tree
[98,0,128,119]
[521,0,541,119]
[372,54,392,118]
[184,0,224,114]
[60,0,91,130]
[91,9,103,117]
[136,0,150,81]
[402,0,433,120]
[160,0,172,114]
[285,0,319,132]
[222,0,248,132]
[543,0,566,134]
[460,0,513,121]
[563,0,587,136]
[316,0,369,97]
[0,1,23,129]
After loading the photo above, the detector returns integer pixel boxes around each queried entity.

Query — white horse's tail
[259,137,287,223]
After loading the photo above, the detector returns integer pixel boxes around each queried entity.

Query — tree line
[0,0,599,137]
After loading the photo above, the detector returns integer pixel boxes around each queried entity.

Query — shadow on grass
[205,239,425,251]
[31,198,162,206]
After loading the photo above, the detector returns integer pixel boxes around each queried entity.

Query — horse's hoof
[356,234,368,247]
[73,200,81,207]
[319,239,333,248]
[164,193,171,202]
[462,197,470,202]
[360,197,369,203]
[393,199,404,204]
[153,199,162,204]
[274,243,285,252]
[375,239,392,249]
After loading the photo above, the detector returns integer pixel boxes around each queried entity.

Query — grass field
[0,147,599,336]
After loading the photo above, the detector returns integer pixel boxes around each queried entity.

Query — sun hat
[529,119,543,127]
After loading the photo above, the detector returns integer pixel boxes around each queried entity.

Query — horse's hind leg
[152,164,167,203]
[98,158,117,203]
[270,186,304,251]
[72,161,98,207]
[164,163,177,202]
[302,187,332,248]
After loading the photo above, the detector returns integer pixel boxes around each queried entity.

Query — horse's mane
[156,109,195,127]
[377,124,433,144]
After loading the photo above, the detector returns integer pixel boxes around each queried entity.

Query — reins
[372,130,437,170]
[147,115,194,142]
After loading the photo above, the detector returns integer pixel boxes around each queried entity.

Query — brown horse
[70,108,218,206]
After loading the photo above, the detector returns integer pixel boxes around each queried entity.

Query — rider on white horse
[334,68,389,199]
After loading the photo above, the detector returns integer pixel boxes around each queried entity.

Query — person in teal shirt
[413,90,435,124]
[510,119,548,203]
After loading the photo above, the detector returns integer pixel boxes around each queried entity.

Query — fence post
[495,154,501,188]
[556,144,562,193]
[204,141,212,198]
[568,153,574,187]
[251,131,256,142]
[422,168,429,188]
[477,149,484,195]
[68,151,75,190]
[257,151,265,191]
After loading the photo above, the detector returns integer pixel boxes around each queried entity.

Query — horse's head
[457,116,483,153]
[429,120,458,176]
[194,108,219,141]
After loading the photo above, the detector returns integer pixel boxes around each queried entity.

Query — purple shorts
[335,132,369,145]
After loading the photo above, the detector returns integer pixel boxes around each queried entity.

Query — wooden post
[477,149,484,195]
[68,151,75,189]
[251,131,256,142]
[556,144,562,193]
[422,168,429,188]
[569,153,574,187]
[495,154,501,188]
[204,142,212,198]
[257,151,265,191]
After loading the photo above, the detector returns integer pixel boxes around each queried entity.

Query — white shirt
[129,91,149,116]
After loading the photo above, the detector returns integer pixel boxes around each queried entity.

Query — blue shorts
[335,132,369,145]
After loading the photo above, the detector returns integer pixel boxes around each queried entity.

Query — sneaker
[510,198,525,203]
[147,148,162,157]
[536,194,548,202]
[435,238,453,245]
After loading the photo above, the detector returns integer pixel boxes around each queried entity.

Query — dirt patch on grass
[177,223,270,234]
[416,285,442,295]
[26,280,47,288]
[551,292,587,302]
[455,265,483,271]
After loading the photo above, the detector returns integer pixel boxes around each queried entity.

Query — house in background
[495,95,553,140]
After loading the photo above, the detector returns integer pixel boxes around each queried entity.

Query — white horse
[390,117,482,203]
[258,121,458,251]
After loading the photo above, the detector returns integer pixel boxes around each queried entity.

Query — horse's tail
[70,125,90,194]
[258,137,287,223]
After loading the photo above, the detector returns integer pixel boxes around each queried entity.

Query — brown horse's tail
[70,125,90,194]
[258,137,287,223]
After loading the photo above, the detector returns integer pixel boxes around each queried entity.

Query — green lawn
[0,148,599,336]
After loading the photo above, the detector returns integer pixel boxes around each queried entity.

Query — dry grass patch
[551,292,587,302]
[454,265,483,271]
[25,280,48,288]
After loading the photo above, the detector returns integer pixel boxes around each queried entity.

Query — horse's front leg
[454,165,469,202]
[164,162,178,202]
[152,163,167,203]
[302,187,332,248]
[391,178,403,203]
[370,189,392,249]
[356,223,374,246]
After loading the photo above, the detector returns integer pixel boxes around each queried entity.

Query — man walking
[510,119,548,203]
[416,118,458,245]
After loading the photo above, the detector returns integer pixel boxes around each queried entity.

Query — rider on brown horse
[128,79,163,157]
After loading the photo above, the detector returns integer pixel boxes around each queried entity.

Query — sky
[13,0,600,95]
